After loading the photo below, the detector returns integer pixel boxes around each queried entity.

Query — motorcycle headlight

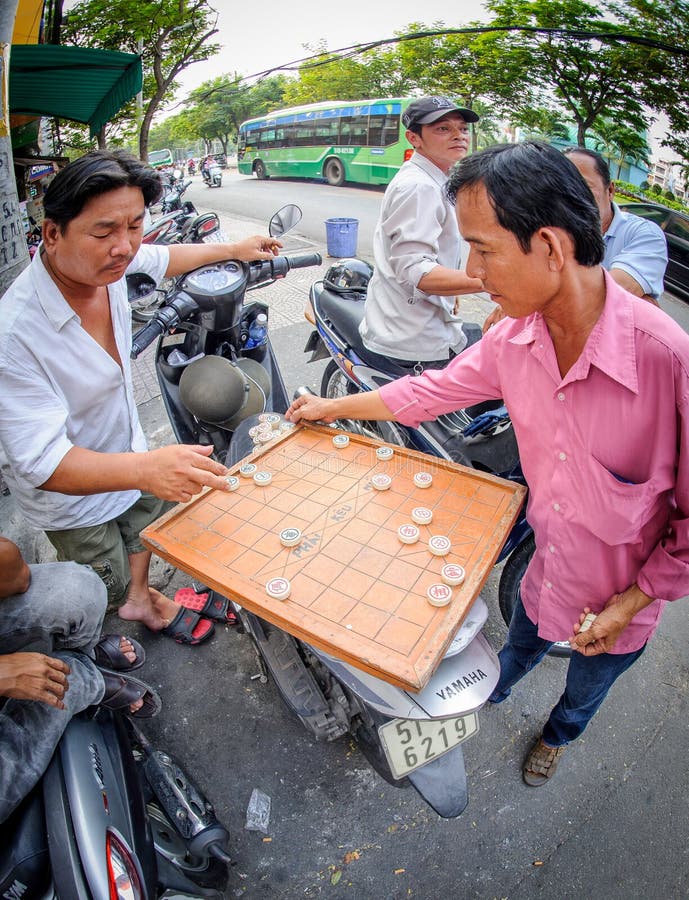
[105,830,143,900]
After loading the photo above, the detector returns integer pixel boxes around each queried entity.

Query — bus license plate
[378,713,479,780]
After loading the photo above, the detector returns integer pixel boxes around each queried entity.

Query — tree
[154,74,290,154]
[61,0,220,160]
[485,0,653,145]
[611,0,689,137]
[0,1,31,299]
[592,117,650,178]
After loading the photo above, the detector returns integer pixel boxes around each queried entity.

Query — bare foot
[118,587,181,632]
[119,637,137,666]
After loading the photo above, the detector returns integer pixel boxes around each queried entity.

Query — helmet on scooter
[179,356,270,431]
[323,258,373,294]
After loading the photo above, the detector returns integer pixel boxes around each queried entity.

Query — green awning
[9,44,143,138]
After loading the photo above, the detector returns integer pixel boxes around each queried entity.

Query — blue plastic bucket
[324,217,359,257]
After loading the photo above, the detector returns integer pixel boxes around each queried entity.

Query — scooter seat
[318,287,366,351]
[0,788,50,896]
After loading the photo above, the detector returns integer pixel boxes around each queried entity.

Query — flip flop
[99,668,162,719]
[94,633,146,671]
[161,607,215,646]
[174,587,237,624]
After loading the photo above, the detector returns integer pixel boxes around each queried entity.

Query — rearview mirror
[269,204,302,238]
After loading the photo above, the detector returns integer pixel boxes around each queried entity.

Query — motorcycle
[160,175,195,214]
[132,212,225,323]
[202,162,222,188]
[301,258,574,657]
[0,706,230,899]
[128,207,513,818]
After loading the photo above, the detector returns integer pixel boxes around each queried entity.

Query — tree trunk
[0,1,31,300]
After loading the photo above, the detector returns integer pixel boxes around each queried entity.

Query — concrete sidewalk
[5,219,689,899]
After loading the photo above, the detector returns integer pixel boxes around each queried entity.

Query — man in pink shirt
[286,141,689,787]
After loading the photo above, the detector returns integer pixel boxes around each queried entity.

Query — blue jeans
[489,593,645,746]
[0,562,107,823]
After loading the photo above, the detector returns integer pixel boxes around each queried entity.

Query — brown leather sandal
[522,737,566,787]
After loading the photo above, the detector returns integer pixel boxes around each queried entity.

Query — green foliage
[61,0,220,158]
[156,74,290,153]
[484,0,653,145]
[649,182,662,193]
[664,188,676,200]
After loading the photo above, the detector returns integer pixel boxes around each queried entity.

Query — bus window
[148,148,173,169]
[314,119,339,145]
[339,115,369,146]
[369,113,401,147]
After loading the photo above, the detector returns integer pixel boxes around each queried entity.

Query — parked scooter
[300,258,571,655]
[0,707,230,898]
[128,208,513,818]
[160,175,195,214]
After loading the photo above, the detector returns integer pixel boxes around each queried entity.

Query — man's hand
[139,444,229,503]
[569,584,654,656]
[0,537,31,598]
[285,394,339,424]
[0,653,70,709]
[482,305,507,334]
[231,235,282,261]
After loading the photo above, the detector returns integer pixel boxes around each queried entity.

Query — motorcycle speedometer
[183,262,242,294]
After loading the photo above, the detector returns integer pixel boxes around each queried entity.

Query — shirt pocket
[578,454,663,546]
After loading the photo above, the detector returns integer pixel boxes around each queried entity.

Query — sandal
[522,737,566,787]
[94,633,146,672]
[161,607,215,646]
[99,669,162,718]
[174,587,237,624]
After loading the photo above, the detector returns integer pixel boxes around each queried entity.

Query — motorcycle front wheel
[320,360,410,447]
[498,534,572,658]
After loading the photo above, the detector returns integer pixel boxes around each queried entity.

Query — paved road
[6,198,689,899]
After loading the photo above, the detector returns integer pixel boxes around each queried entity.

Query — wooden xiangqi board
[142,424,526,692]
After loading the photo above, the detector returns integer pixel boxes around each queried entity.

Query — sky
[172,0,672,158]
[175,1,490,94]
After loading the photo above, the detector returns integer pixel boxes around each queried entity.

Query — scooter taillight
[105,830,143,900]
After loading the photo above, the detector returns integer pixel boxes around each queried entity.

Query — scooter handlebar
[130,318,167,358]
[284,251,322,270]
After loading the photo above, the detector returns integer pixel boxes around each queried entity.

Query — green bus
[237,98,415,187]
[147,148,173,169]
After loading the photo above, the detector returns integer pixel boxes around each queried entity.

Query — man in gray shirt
[359,97,484,370]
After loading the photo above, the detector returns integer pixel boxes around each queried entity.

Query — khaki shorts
[46,493,172,607]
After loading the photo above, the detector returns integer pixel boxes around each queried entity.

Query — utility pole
[0,0,30,299]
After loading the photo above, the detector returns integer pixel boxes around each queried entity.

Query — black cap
[402,97,479,129]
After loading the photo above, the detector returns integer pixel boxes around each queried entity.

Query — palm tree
[592,118,650,181]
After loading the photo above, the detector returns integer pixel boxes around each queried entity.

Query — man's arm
[607,267,660,306]
[0,538,70,708]
[39,443,230,503]
[417,265,484,298]
[0,538,31,598]
[605,215,668,305]
[286,389,393,425]
[569,584,655,656]
[0,653,70,709]
[165,235,282,277]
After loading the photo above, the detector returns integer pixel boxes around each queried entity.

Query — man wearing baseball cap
[359,97,484,371]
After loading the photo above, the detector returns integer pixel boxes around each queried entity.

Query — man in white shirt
[0,150,281,646]
[358,97,484,371]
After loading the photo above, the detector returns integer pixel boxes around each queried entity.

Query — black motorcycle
[0,707,230,898]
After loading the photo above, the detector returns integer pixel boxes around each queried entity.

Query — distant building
[648,158,686,200]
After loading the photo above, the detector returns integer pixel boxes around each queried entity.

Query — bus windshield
[237,98,415,187]
[148,148,173,169]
